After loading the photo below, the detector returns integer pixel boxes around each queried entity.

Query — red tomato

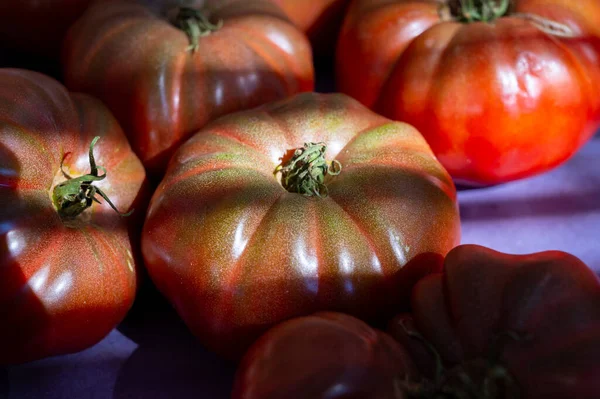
[337,0,600,185]
[271,0,350,55]
[389,244,600,399]
[0,69,148,365]
[233,245,600,398]
[233,312,416,399]
[0,0,92,58]
[62,0,314,178]
[142,92,461,359]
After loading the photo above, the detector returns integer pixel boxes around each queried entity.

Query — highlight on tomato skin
[0,68,148,365]
[141,91,461,361]
[232,312,416,399]
[336,0,600,185]
[232,244,600,399]
[62,0,315,179]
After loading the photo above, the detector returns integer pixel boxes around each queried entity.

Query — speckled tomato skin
[0,69,148,365]
[389,245,600,399]
[337,0,600,185]
[233,312,417,399]
[62,0,314,178]
[142,92,461,360]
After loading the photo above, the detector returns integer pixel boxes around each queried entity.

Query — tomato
[336,0,600,185]
[232,312,415,399]
[0,69,148,365]
[62,0,314,178]
[271,0,350,56]
[233,245,600,399]
[0,0,92,58]
[142,92,461,359]
[388,244,600,399]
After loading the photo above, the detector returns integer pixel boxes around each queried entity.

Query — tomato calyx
[444,0,510,23]
[170,7,223,53]
[52,136,133,221]
[395,321,527,399]
[274,142,341,198]
[441,0,574,37]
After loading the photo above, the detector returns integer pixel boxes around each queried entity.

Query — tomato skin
[0,69,148,365]
[389,244,600,399]
[233,245,600,399]
[271,0,350,55]
[337,0,600,185]
[141,92,460,360]
[233,312,417,399]
[0,0,92,58]
[62,0,314,178]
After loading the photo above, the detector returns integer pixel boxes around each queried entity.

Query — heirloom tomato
[337,0,600,185]
[142,92,460,360]
[0,0,92,59]
[63,0,314,178]
[233,312,413,399]
[389,244,600,399]
[271,0,350,55]
[233,245,600,399]
[0,69,147,365]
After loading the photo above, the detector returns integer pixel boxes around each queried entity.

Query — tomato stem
[274,142,341,198]
[52,136,133,220]
[170,7,223,53]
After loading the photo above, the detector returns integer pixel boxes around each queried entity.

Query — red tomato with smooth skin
[0,69,148,365]
[389,244,600,399]
[62,0,314,178]
[233,312,417,399]
[233,245,600,398]
[271,0,350,55]
[337,0,600,185]
[0,0,92,58]
[142,92,461,360]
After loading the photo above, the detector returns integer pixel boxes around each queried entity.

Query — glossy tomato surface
[233,245,600,398]
[0,69,148,365]
[63,0,314,177]
[337,0,600,185]
[142,92,461,359]
[233,312,417,399]
[389,244,600,399]
[271,0,350,55]
[0,0,92,58]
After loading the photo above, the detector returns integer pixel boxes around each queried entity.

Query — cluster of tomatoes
[1,0,600,398]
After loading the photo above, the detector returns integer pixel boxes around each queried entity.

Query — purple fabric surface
[3,135,599,399]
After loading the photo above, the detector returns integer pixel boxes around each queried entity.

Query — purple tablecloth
[2,134,599,399]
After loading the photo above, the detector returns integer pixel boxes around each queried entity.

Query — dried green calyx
[446,0,510,22]
[52,136,133,220]
[274,142,342,198]
[396,321,528,399]
[171,7,223,53]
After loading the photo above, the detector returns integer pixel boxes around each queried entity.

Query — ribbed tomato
[62,0,314,177]
[271,0,350,55]
[233,245,600,399]
[337,0,600,185]
[0,69,148,365]
[233,312,414,399]
[389,244,600,399]
[142,92,461,359]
